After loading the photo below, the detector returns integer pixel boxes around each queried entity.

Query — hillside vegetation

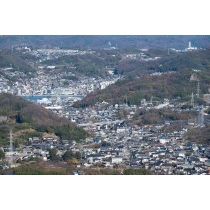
[184,125,210,145]
[74,69,209,107]
[0,50,36,75]
[0,93,88,146]
[115,49,210,76]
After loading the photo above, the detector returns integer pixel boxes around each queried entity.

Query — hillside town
[1,44,210,175]
[1,91,210,175]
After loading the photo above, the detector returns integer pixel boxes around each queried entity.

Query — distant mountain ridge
[0,35,210,49]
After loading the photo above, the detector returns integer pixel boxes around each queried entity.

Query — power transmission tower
[197,80,200,98]
[10,128,13,153]
[150,96,153,106]
[0,125,14,165]
[191,92,194,108]
[9,128,14,165]
[197,105,204,126]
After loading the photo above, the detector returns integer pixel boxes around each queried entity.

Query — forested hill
[0,50,36,75]
[0,93,71,126]
[116,49,210,77]
[0,93,88,146]
[75,69,210,107]
[0,35,210,49]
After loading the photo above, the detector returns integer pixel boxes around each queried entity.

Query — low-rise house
[111,157,123,164]
[178,151,185,158]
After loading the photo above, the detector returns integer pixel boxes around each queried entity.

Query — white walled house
[111,157,123,164]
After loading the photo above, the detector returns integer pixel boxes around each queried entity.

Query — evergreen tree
[0,149,5,160]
